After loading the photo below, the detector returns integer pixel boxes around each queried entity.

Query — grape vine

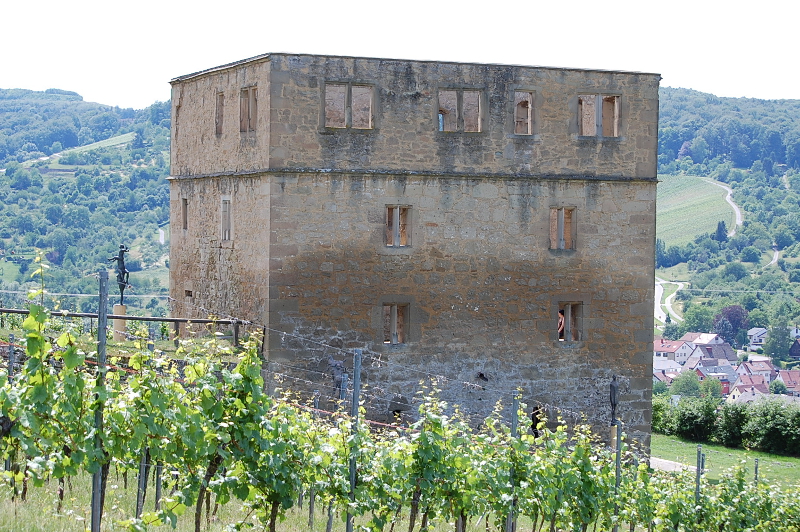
[1,305,799,532]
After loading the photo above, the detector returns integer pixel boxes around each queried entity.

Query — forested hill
[0,88,169,161]
[658,87,800,173]
[0,89,171,315]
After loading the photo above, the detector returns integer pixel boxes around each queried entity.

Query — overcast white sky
[2,0,797,110]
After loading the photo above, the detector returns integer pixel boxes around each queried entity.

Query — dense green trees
[670,372,701,397]
[0,89,163,163]
[769,380,788,395]
[763,318,793,361]
[659,88,800,173]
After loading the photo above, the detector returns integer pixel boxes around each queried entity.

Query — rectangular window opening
[325,83,373,129]
[558,303,582,342]
[181,198,188,231]
[185,290,193,298]
[438,89,481,132]
[550,207,575,250]
[579,94,619,137]
[325,83,347,128]
[602,96,619,137]
[221,199,231,241]
[239,87,257,133]
[386,206,411,247]
[351,85,373,129]
[578,94,596,136]
[215,92,224,135]
[514,91,533,135]
[438,90,458,132]
[383,303,408,344]
[462,90,481,132]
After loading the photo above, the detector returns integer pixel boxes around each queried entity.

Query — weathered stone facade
[169,53,659,445]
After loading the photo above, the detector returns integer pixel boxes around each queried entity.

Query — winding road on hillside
[655,277,685,323]
[656,177,743,325]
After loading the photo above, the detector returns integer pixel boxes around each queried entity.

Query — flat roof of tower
[170,52,661,84]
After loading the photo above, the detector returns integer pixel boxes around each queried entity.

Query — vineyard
[1,304,800,532]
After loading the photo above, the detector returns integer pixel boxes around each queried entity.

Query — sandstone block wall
[266,173,655,440]
[169,53,658,446]
[171,54,659,180]
[170,175,270,324]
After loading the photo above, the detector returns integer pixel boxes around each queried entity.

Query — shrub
[672,397,719,442]
[741,246,761,262]
[743,399,800,455]
[716,402,748,448]
[652,395,673,434]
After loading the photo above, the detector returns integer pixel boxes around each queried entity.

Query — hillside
[656,174,736,246]
[0,90,171,315]
[2,86,800,359]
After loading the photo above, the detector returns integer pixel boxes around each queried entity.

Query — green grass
[0,258,22,285]
[19,133,136,169]
[60,133,135,154]
[0,471,530,532]
[0,472,642,532]
[657,174,736,247]
[651,433,800,487]
[0,471,247,532]
[656,263,691,282]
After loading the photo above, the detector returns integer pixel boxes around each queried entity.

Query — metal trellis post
[4,334,14,473]
[340,374,349,405]
[346,349,362,532]
[91,270,109,532]
[695,445,702,507]
[7,334,14,381]
[612,421,622,532]
[154,462,163,511]
[135,448,150,518]
[505,392,520,532]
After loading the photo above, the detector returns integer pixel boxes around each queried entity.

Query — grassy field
[59,133,136,155]
[651,433,800,487]
[657,174,736,247]
[0,472,631,532]
[656,263,691,282]
[20,133,136,170]
[0,469,534,532]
